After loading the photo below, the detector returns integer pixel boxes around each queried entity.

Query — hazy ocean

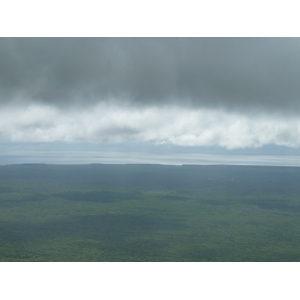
[2,150,300,166]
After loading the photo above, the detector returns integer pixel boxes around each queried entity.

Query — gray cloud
[1,37,300,114]
[2,37,300,150]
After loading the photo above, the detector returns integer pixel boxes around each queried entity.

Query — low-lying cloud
[1,102,300,149]
[1,38,300,152]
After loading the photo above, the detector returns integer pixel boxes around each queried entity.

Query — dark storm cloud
[1,37,300,113]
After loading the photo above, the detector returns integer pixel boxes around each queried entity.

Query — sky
[1,37,300,165]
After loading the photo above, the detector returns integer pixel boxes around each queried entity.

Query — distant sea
[2,150,300,166]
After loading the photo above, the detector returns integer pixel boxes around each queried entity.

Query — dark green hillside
[0,164,300,261]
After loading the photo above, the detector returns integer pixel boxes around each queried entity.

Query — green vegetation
[0,164,300,261]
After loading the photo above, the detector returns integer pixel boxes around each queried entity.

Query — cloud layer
[1,102,300,149]
[1,38,300,149]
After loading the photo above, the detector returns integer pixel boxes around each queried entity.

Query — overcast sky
[1,37,300,164]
